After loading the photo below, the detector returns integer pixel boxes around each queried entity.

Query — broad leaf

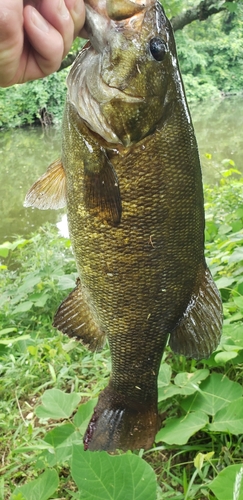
[209,398,243,434]
[158,369,209,401]
[224,324,243,349]
[214,351,238,364]
[12,301,33,314]
[181,373,242,415]
[73,399,97,435]
[215,276,235,289]
[71,447,157,500]
[44,423,75,448]
[156,411,208,445]
[35,389,80,419]
[210,464,243,500]
[11,469,59,500]
[44,423,81,466]
[158,363,172,387]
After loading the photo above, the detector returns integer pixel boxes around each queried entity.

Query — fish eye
[149,37,167,61]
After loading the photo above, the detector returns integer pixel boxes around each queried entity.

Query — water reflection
[1,96,242,241]
[191,95,243,184]
[0,126,62,242]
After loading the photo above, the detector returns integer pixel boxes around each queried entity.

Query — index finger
[0,0,24,86]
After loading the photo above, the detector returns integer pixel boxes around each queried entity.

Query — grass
[1,165,243,499]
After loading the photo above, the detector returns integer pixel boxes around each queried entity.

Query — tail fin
[169,266,223,359]
[83,383,159,452]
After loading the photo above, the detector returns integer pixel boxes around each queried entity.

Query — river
[1,95,242,242]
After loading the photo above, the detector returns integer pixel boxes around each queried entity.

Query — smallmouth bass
[25,0,223,451]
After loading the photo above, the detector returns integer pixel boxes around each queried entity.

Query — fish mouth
[83,4,149,101]
[84,2,154,53]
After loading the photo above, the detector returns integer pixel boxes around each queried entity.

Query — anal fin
[53,278,105,351]
[24,159,66,210]
[169,267,223,359]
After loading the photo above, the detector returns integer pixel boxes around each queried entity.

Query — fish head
[68,0,182,147]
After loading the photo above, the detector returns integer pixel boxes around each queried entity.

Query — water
[1,96,243,242]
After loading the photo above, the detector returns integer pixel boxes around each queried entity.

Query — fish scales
[24,0,222,451]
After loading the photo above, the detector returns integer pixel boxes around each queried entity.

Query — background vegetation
[0,1,242,128]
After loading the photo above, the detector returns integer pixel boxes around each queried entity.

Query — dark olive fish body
[25,0,222,451]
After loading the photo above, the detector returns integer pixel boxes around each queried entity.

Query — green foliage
[1,167,243,499]
[71,447,157,500]
[11,470,59,500]
[175,8,243,101]
[210,464,243,500]
[0,70,69,129]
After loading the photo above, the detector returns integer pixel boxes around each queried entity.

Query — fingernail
[58,0,70,20]
[31,7,50,33]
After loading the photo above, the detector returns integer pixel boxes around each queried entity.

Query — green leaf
[0,247,9,258]
[223,324,243,349]
[18,275,41,292]
[44,423,75,448]
[11,469,59,500]
[234,296,243,311]
[194,451,214,471]
[0,328,17,336]
[73,399,97,436]
[214,351,238,364]
[209,398,243,434]
[155,411,208,445]
[158,363,172,387]
[225,2,239,13]
[0,335,30,346]
[229,248,243,264]
[12,301,33,314]
[57,275,76,290]
[35,389,80,419]
[71,447,157,500]
[210,464,243,500]
[181,373,242,415]
[44,423,80,466]
[174,370,209,394]
[215,276,235,289]
[158,369,209,401]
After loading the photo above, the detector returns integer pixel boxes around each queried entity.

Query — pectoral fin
[24,159,66,210]
[53,278,106,351]
[84,150,122,225]
[169,267,223,359]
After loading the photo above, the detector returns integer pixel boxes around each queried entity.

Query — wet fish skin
[25,0,222,451]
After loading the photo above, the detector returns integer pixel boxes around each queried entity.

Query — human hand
[0,0,86,87]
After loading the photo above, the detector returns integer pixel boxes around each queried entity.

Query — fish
[24,0,223,452]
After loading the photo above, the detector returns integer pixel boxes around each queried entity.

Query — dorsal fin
[24,159,66,210]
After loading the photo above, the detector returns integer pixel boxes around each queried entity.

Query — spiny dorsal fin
[24,159,66,210]
[169,267,223,360]
[53,278,106,351]
[84,150,122,226]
